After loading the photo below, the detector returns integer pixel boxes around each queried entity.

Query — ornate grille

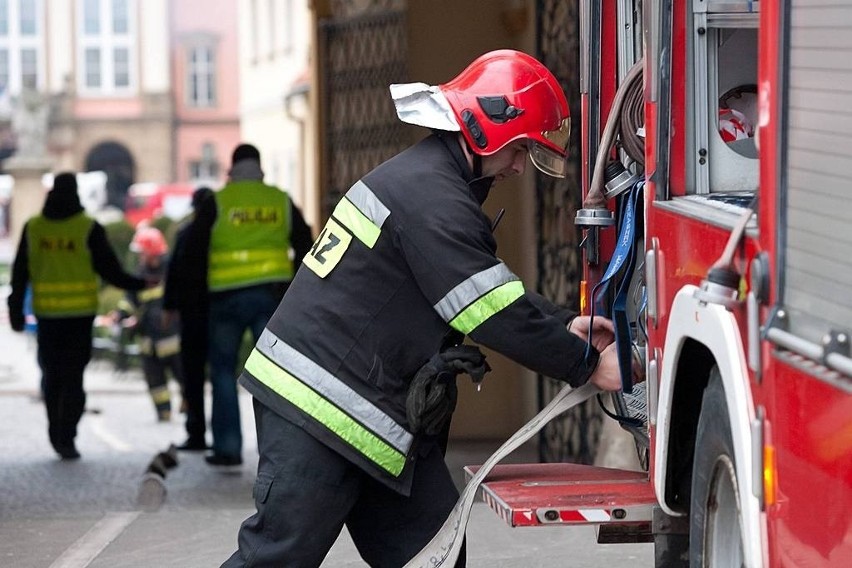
[318,4,409,218]
[535,0,603,464]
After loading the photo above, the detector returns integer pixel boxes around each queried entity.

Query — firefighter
[7,172,148,460]
[164,143,313,466]
[222,50,621,568]
[118,226,184,422]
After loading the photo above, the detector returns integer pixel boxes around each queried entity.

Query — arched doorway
[85,141,135,210]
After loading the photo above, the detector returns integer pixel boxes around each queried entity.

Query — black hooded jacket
[7,183,146,330]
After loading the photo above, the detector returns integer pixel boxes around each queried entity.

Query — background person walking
[165,145,312,466]
[163,187,214,451]
[7,172,148,460]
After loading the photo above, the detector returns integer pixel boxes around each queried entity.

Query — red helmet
[445,50,571,178]
[130,227,168,257]
[390,50,570,177]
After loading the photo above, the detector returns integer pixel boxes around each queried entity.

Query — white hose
[403,382,601,567]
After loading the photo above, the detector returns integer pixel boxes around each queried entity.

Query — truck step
[464,463,656,528]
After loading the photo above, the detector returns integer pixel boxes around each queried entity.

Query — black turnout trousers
[223,399,466,568]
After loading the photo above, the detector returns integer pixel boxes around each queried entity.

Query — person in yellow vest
[7,172,148,460]
[163,144,312,466]
[117,226,184,422]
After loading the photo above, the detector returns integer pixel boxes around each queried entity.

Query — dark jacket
[8,189,146,331]
[162,182,313,308]
[238,133,599,495]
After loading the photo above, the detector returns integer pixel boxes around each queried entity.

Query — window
[20,46,35,88]
[19,0,34,35]
[84,0,99,35]
[189,142,220,182]
[85,48,100,87]
[113,47,128,87]
[0,0,43,93]
[0,49,8,88]
[187,44,216,107]
[77,0,135,94]
[111,0,127,34]
[0,1,8,36]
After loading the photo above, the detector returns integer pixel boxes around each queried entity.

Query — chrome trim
[767,327,852,381]
[750,407,764,508]
[645,244,658,327]
[747,292,762,381]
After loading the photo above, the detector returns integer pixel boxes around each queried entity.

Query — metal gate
[318,3,409,218]
[535,0,603,464]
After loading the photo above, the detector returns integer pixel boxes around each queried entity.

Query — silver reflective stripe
[256,328,413,454]
[347,180,391,228]
[433,262,521,322]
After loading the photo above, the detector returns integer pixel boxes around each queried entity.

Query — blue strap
[588,182,644,393]
[611,185,643,393]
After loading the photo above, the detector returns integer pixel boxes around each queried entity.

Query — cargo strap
[592,181,644,394]
[403,382,600,568]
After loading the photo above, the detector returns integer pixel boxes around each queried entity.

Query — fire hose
[403,381,600,568]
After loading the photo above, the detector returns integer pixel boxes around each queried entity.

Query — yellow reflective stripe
[209,249,294,291]
[332,198,380,248]
[32,281,98,293]
[209,248,289,265]
[449,280,525,334]
[150,386,171,404]
[34,296,99,312]
[155,336,180,357]
[138,337,153,355]
[138,285,164,303]
[245,349,406,476]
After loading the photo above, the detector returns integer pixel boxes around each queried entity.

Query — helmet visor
[529,117,571,178]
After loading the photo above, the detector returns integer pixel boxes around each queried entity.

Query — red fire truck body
[473,1,852,566]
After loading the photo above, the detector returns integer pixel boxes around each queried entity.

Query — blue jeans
[208,286,279,459]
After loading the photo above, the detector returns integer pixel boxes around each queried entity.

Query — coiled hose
[585,59,645,210]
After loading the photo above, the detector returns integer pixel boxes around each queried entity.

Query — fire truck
[471,0,852,566]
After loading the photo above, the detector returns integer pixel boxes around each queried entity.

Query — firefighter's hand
[568,316,615,351]
[588,344,622,391]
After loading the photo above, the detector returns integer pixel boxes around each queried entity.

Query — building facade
[0,0,239,233]
[236,0,317,227]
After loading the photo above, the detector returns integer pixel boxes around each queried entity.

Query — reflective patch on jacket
[244,328,413,477]
[433,262,525,334]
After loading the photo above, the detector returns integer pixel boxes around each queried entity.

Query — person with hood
[222,50,621,567]
[163,144,313,467]
[7,172,148,460]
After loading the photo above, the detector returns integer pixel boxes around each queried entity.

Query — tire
[689,367,746,567]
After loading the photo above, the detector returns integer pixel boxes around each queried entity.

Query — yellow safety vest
[208,181,293,292]
[27,213,99,317]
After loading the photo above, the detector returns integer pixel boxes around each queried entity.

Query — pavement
[0,287,653,567]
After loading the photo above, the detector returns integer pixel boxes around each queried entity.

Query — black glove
[406,345,491,436]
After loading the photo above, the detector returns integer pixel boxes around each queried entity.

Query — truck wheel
[689,367,745,567]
